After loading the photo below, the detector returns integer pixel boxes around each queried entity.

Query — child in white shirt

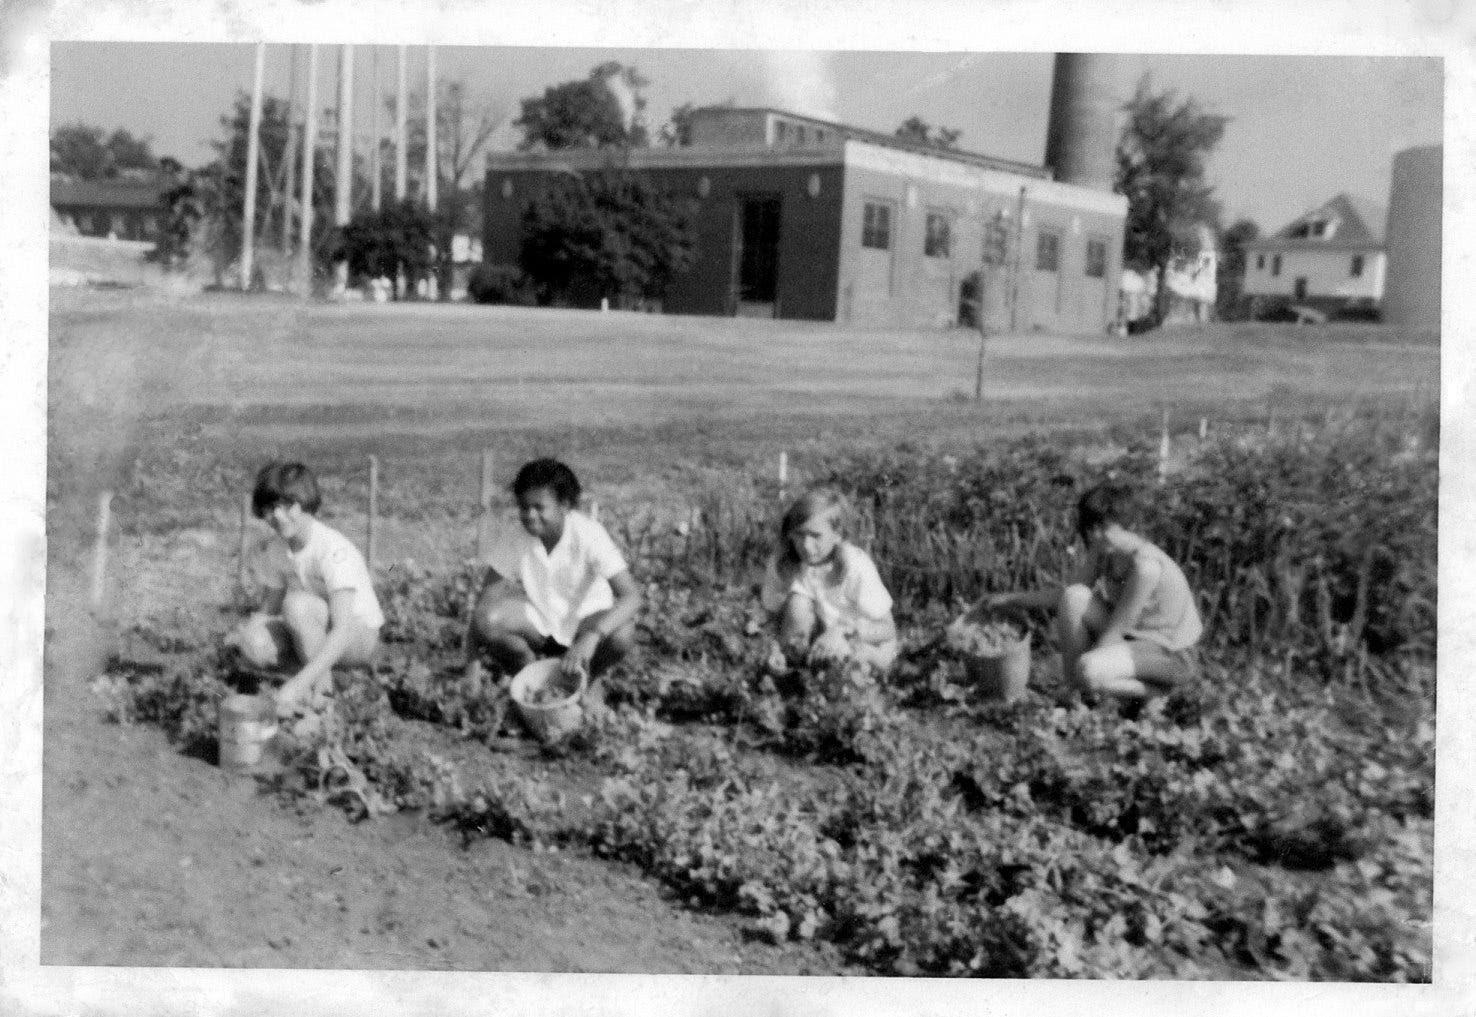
[228,462,383,721]
[761,487,898,672]
[465,459,640,684]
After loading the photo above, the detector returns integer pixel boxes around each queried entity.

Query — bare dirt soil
[40,290,1439,972]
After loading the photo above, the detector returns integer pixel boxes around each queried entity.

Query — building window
[775,121,789,142]
[1256,254,1265,270]
[982,220,1010,266]
[815,130,826,144]
[1350,254,1365,277]
[795,126,807,145]
[862,201,893,250]
[1271,254,1282,277]
[1084,237,1108,278]
[1036,231,1060,272]
[924,211,951,258]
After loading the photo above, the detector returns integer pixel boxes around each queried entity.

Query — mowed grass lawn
[51,289,1438,451]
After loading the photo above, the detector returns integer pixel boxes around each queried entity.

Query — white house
[1242,193,1385,317]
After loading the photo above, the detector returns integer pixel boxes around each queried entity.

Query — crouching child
[464,459,641,691]
[761,487,899,675]
[974,480,1202,706]
[226,462,384,729]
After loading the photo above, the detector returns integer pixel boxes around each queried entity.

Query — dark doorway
[1293,277,1308,301]
[735,195,781,317]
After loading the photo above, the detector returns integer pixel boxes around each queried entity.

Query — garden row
[92,407,1436,979]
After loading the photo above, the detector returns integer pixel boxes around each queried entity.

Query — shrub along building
[484,98,1128,333]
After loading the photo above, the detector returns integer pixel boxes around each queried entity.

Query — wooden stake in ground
[237,491,251,597]
[476,449,494,560]
[366,455,379,571]
[778,450,789,499]
[90,491,113,611]
[1157,408,1171,484]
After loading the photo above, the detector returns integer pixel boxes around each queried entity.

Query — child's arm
[562,569,642,677]
[277,588,360,711]
[1096,553,1161,645]
[969,548,1098,615]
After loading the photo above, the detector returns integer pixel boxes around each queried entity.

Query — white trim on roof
[485,145,844,173]
[843,140,1127,218]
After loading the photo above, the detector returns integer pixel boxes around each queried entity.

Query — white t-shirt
[484,510,628,646]
[277,517,385,630]
[760,542,893,629]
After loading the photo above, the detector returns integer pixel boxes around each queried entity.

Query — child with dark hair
[974,480,1202,705]
[760,487,898,672]
[464,458,640,685]
[228,461,384,722]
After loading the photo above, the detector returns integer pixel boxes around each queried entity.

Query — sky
[50,44,1443,241]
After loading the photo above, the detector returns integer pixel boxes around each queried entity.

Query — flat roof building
[484,106,1127,334]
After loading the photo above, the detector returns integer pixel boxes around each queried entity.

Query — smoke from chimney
[761,51,838,120]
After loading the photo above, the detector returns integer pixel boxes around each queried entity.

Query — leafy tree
[1215,218,1260,321]
[894,116,961,151]
[1115,76,1228,324]
[515,62,649,151]
[383,77,504,296]
[659,102,698,148]
[520,170,696,309]
[51,123,161,179]
[339,200,439,293]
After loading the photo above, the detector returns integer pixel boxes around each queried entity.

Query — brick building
[483,107,1127,333]
[50,176,168,241]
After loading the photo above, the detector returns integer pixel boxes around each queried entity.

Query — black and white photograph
[2,1,1471,1014]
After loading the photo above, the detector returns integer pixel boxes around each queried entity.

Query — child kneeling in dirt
[761,487,899,674]
[464,458,641,690]
[227,462,384,727]
[975,481,1202,706]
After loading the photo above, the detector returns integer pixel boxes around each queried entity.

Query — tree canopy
[1115,76,1228,321]
[894,116,961,151]
[1215,217,1261,321]
[520,170,696,309]
[51,123,161,179]
[515,62,649,151]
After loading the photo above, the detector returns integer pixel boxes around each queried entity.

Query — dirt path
[40,296,847,974]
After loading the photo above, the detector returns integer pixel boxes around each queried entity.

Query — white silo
[1383,144,1442,332]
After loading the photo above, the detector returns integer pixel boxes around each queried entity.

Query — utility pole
[333,43,355,297]
[370,46,382,212]
[297,42,319,296]
[240,42,266,291]
[425,45,438,301]
[279,44,299,257]
[395,44,408,202]
[425,45,438,212]
[1009,186,1028,332]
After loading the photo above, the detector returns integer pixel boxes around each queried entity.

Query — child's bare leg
[1057,584,1107,695]
[779,595,817,662]
[1077,644,1150,703]
[282,590,331,683]
[470,592,543,677]
[583,609,637,678]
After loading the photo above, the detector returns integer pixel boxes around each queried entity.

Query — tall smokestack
[1044,53,1129,191]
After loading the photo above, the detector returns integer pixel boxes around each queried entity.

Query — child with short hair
[976,480,1202,704]
[464,458,640,685]
[761,487,899,672]
[227,462,384,721]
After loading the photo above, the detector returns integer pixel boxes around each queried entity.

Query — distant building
[483,106,1127,333]
[50,175,168,241]
[1242,193,1386,318]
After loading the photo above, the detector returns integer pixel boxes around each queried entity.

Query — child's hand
[561,634,598,679]
[808,628,852,665]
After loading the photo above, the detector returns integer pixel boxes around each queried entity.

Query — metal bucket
[509,659,587,743]
[218,693,275,770]
[961,633,1032,702]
